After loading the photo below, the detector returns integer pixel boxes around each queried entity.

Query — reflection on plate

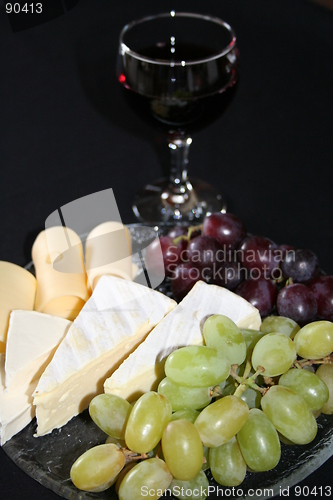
[3,224,333,500]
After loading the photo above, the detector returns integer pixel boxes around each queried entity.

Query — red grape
[308,275,333,321]
[209,261,245,290]
[278,244,295,257]
[187,235,224,269]
[145,235,187,278]
[235,277,278,317]
[171,262,203,302]
[276,283,318,325]
[202,212,246,249]
[238,235,281,278]
[281,248,319,283]
[167,226,188,239]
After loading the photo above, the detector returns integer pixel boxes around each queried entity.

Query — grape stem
[122,449,149,463]
[173,224,203,245]
[242,357,253,379]
[263,376,275,387]
[293,353,333,369]
[154,443,162,459]
[230,364,268,396]
[210,385,224,398]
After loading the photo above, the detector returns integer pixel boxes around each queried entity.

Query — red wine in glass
[117,12,239,222]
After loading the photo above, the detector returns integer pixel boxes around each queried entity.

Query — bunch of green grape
[70,314,333,500]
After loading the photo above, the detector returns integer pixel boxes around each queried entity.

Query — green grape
[162,419,203,481]
[118,458,172,500]
[312,409,322,419]
[171,409,200,423]
[251,333,297,377]
[261,385,317,444]
[158,377,212,411]
[115,463,136,494]
[203,314,246,365]
[279,368,329,411]
[240,328,266,354]
[293,321,333,359]
[89,394,132,439]
[194,395,249,447]
[170,470,210,500]
[236,408,281,471]
[260,315,300,339]
[70,443,125,492]
[240,386,262,409]
[165,345,230,388]
[105,435,126,448]
[209,436,246,486]
[316,364,333,414]
[125,392,172,453]
[277,432,295,445]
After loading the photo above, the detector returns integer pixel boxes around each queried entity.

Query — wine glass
[117,11,239,223]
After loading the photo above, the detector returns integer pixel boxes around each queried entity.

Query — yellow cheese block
[0,261,36,346]
[32,226,89,321]
[85,221,133,292]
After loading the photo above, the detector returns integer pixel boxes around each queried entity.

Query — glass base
[132,178,227,223]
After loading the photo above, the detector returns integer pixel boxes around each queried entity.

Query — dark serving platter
[3,223,333,500]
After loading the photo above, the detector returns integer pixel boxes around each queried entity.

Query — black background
[0,0,332,498]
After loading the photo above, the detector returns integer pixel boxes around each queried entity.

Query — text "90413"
[6,3,42,14]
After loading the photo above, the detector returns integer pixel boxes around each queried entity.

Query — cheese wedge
[33,275,176,436]
[4,311,71,392]
[0,312,71,446]
[0,261,36,347]
[104,281,261,401]
[32,226,89,321]
[0,354,38,446]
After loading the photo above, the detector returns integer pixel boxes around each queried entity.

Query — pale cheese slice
[33,275,176,436]
[0,312,71,445]
[85,221,133,292]
[0,354,38,446]
[0,261,36,346]
[104,281,261,401]
[32,227,89,321]
[5,311,71,392]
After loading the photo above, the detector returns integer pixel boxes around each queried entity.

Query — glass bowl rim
[119,11,237,67]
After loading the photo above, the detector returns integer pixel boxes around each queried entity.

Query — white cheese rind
[33,275,176,436]
[104,281,261,401]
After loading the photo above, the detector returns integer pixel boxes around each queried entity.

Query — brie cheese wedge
[0,312,71,446]
[33,275,176,436]
[5,311,71,392]
[104,281,261,401]
[0,354,38,446]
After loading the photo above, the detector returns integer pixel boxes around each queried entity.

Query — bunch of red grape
[146,212,333,324]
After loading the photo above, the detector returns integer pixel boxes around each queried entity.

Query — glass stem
[168,134,192,190]
[162,133,197,214]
